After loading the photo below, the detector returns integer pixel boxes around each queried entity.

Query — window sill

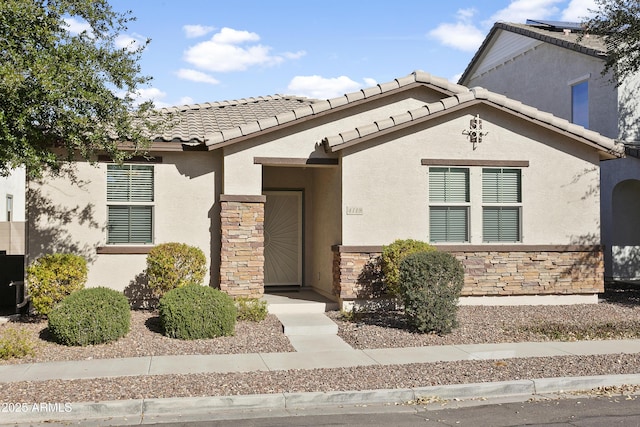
[96,246,154,254]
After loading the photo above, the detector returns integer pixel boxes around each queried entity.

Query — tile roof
[151,95,317,143]
[321,87,623,158]
[459,22,608,85]
[200,71,468,148]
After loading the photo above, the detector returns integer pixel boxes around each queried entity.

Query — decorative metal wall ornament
[463,114,488,150]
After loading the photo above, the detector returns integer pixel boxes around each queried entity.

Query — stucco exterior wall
[467,42,618,139]
[221,88,451,196]
[340,105,602,246]
[601,156,640,280]
[311,166,342,299]
[28,151,221,292]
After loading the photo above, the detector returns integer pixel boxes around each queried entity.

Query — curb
[3,373,640,425]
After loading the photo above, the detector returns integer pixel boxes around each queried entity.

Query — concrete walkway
[2,292,640,425]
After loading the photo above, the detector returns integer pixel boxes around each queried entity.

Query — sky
[89,0,600,107]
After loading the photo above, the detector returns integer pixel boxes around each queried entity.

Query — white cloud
[283,50,307,60]
[121,87,169,108]
[183,24,215,38]
[64,17,92,35]
[560,0,598,21]
[287,75,365,99]
[428,9,486,52]
[363,78,378,87]
[115,33,146,52]
[178,96,195,105]
[489,0,563,23]
[183,27,300,72]
[176,68,220,85]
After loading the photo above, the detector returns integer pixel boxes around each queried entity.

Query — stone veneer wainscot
[332,245,604,302]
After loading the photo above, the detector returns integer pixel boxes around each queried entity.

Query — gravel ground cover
[1,283,640,402]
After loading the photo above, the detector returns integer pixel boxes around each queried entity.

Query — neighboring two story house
[28,72,622,308]
[459,19,640,282]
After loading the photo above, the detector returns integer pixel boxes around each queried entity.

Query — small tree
[0,0,158,177]
[583,0,640,86]
[146,243,207,299]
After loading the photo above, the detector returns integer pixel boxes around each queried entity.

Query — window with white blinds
[107,165,153,244]
[429,168,469,242]
[482,168,521,242]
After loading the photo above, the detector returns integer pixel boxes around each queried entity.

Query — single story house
[28,71,623,308]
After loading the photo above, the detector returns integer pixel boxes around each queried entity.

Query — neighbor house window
[429,167,469,242]
[6,195,12,222]
[571,80,589,128]
[106,164,154,244]
[482,168,521,242]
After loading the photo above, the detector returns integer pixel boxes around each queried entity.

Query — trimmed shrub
[235,297,268,322]
[0,327,36,360]
[47,287,131,346]
[26,253,88,316]
[146,242,207,299]
[381,239,436,296]
[398,251,464,334]
[159,284,236,340]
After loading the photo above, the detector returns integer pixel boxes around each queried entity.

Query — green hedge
[47,287,131,346]
[381,239,435,296]
[159,284,236,339]
[26,253,87,316]
[398,251,464,334]
[146,242,207,299]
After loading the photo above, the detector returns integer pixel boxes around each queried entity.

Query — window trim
[570,78,589,128]
[482,168,522,243]
[106,164,155,245]
[429,167,470,243]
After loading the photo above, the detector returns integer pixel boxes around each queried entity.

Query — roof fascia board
[328,99,621,159]
[205,82,457,151]
[328,100,482,152]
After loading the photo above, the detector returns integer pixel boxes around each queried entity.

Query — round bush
[381,239,435,296]
[27,253,88,316]
[159,284,237,340]
[47,287,131,346]
[146,242,207,298]
[398,251,464,335]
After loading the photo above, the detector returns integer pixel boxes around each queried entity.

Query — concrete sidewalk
[2,339,640,425]
[2,339,640,383]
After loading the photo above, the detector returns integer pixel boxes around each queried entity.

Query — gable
[469,30,542,81]
[322,88,622,161]
[460,22,607,87]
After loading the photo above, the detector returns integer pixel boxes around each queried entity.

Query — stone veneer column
[219,195,265,298]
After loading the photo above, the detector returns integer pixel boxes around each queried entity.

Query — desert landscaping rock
[1,290,640,403]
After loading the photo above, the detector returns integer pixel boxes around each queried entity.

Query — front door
[264,191,302,287]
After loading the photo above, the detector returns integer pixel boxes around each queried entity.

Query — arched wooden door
[263,191,302,287]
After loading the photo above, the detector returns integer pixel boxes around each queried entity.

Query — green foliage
[27,253,88,316]
[0,0,160,177]
[0,327,36,360]
[381,239,436,296]
[398,251,464,334]
[235,297,268,322]
[582,0,640,86]
[159,284,237,340]
[146,243,207,299]
[47,287,131,346]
